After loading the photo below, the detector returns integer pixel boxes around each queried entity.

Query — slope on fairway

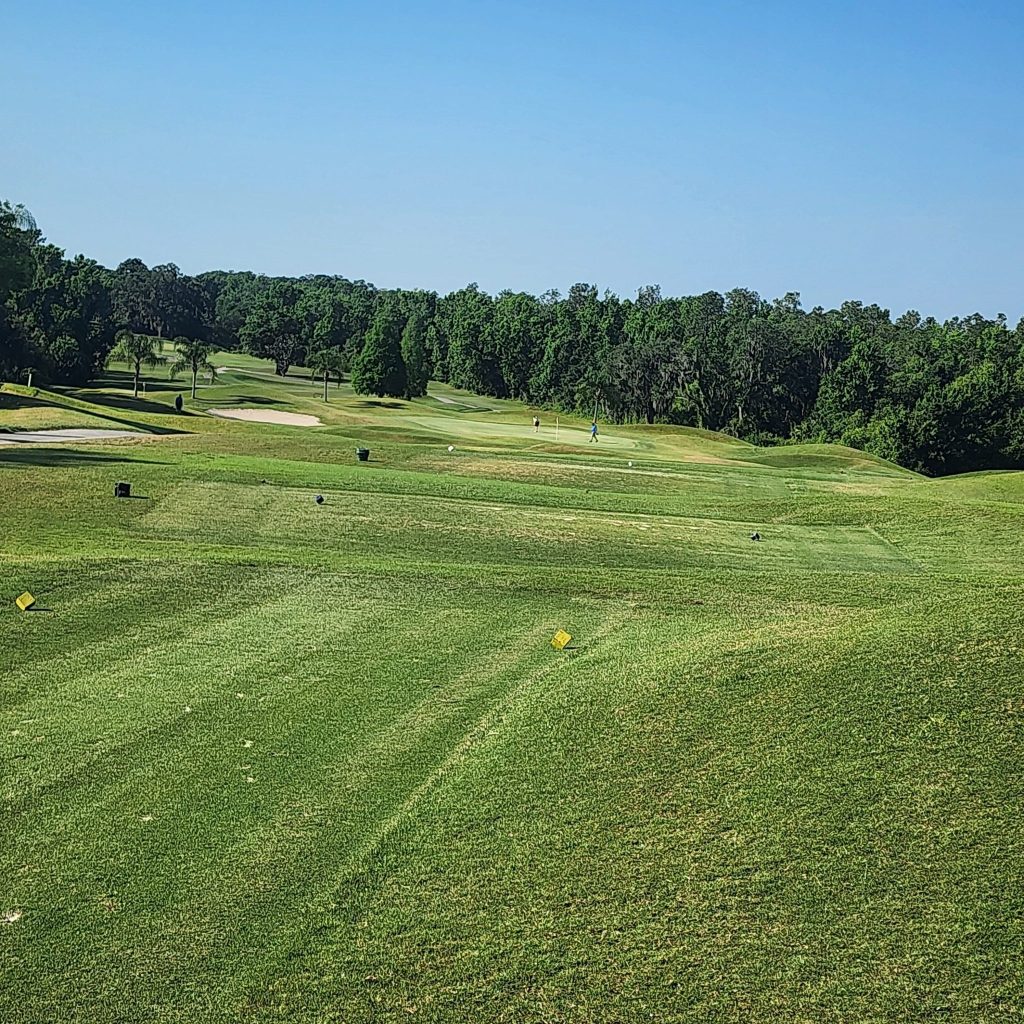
[1,365,1022,1024]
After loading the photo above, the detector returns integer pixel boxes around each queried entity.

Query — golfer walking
[590,420,599,442]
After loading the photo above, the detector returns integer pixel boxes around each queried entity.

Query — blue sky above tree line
[3,0,1023,320]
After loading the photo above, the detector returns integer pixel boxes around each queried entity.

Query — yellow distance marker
[551,629,572,651]
[15,592,36,612]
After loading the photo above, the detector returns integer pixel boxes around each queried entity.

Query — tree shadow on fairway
[197,394,287,408]
[230,395,286,406]
[356,399,406,409]
[42,391,190,435]
[91,370,183,392]
[0,448,170,469]
[3,391,185,435]
[64,390,190,420]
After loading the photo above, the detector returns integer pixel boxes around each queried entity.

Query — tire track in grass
[222,605,636,1013]
[171,612,568,988]
[863,524,929,573]
[2,587,591,1020]
[347,607,632,861]
[1,582,470,1019]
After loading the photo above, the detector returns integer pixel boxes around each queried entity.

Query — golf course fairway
[1,354,1021,1023]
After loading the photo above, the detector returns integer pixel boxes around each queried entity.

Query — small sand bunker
[0,428,149,446]
[209,409,322,427]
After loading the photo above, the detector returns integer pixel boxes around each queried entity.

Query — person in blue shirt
[589,420,599,442]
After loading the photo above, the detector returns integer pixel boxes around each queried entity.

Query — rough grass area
[1,356,1022,1023]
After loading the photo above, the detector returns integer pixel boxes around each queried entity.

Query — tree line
[2,198,1022,476]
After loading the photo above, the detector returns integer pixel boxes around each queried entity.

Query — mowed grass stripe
[248,591,1023,1021]
[134,481,920,577]
[1,571,603,1020]
[0,562,298,688]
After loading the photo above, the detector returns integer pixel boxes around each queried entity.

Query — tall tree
[238,282,302,375]
[109,330,165,398]
[0,202,40,380]
[169,336,216,399]
[400,313,429,398]
[0,201,37,301]
[440,284,501,395]
[308,346,347,401]
[352,307,406,398]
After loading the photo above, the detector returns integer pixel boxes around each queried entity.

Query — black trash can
[356,448,370,462]
[114,481,131,498]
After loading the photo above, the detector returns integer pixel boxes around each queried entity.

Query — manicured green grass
[1,360,1022,1022]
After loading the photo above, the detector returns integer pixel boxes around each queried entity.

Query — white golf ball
[447,445,455,453]
[628,461,633,467]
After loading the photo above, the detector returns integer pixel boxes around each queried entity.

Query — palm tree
[109,330,165,399]
[169,336,216,400]
[308,346,347,402]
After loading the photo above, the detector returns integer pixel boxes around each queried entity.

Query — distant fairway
[1,359,1022,1023]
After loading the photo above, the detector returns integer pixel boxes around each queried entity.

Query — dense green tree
[0,202,37,301]
[400,313,429,399]
[238,282,302,375]
[492,291,544,401]
[9,247,118,383]
[199,270,268,350]
[111,259,211,342]
[352,306,406,398]
[616,293,683,423]
[8,193,1024,477]
[439,284,501,395]
[0,203,40,380]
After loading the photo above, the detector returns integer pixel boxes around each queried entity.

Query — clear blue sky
[4,0,1023,319]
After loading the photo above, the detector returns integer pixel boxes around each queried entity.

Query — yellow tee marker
[15,592,36,612]
[551,629,572,651]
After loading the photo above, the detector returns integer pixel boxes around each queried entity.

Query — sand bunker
[0,428,149,446]
[209,409,322,426]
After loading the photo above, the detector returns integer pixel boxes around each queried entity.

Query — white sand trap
[210,409,322,426]
[0,428,148,446]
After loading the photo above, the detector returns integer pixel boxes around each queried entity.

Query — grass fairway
[1,358,1022,1023]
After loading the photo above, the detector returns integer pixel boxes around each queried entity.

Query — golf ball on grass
[448,445,455,453]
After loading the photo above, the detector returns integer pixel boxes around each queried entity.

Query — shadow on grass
[63,389,190,420]
[92,370,185,393]
[4,385,190,441]
[0,448,169,469]
[196,394,287,408]
[356,399,406,410]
